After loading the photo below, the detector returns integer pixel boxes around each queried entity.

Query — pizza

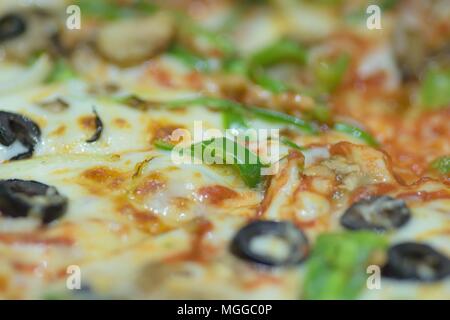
[0,0,449,300]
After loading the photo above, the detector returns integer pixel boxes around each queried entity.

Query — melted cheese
[0,0,449,300]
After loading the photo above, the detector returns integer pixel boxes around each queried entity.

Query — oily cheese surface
[0,0,449,299]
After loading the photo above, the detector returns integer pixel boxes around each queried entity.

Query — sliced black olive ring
[85,108,103,143]
[0,13,27,42]
[0,179,68,224]
[0,111,41,161]
[340,195,411,231]
[382,242,450,282]
[231,220,309,266]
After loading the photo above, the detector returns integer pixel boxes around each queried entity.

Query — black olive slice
[85,108,103,143]
[231,220,309,266]
[382,242,450,281]
[0,111,41,160]
[0,179,68,224]
[0,14,27,42]
[340,196,411,231]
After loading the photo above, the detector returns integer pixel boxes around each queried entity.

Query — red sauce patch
[165,219,215,263]
[241,273,282,290]
[146,63,174,88]
[184,71,203,90]
[197,185,239,205]
[0,233,74,246]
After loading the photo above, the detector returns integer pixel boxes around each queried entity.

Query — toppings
[247,105,317,134]
[333,122,379,147]
[382,242,450,281]
[313,53,350,93]
[303,231,387,299]
[222,106,249,131]
[420,67,450,109]
[0,1,449,301]
[231,220,309,266]
[0,179,68,224]
[197,185,238,205]
[85,108,104,143]
[187,137,265,188]
[168,45,213,72]
[248,39,308,93]
[0,13,27,42]
[46,58,76,83]
[177,17,235,59]
[153,139,176,151]
[138,96,318,134]
[340,196,411,231]
[0,111,41,161]
[430,155,450,175]
[96,12,175,66]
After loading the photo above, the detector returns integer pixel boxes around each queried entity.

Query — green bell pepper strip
[163,96,241,110]
[280,137,306,151]
[168,45,212,72]
[190,137,264,188]
[252,74,289,93]
[420,67,450,109]
[153,139,176,151]
[191,28,235,58]
[248,39,308,93]
[159,96,318,134]
[76,0,157,20]
[222,107,250,131]
[303,231,387,300]
[247,106,318,134]
[155,137,264,188]
[176,13,236,59]
[223,58,249,75]
[121,95,320,135]
[379,0,399,10]
[334,122,379,147]
[314,54,350,92]
[220,106,307,151]
[431,155,450,175]
[46,58,76,83]
[307,104,331,123]
[250,39,308,67]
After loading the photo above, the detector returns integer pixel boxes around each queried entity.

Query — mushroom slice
[96,12,175,66]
